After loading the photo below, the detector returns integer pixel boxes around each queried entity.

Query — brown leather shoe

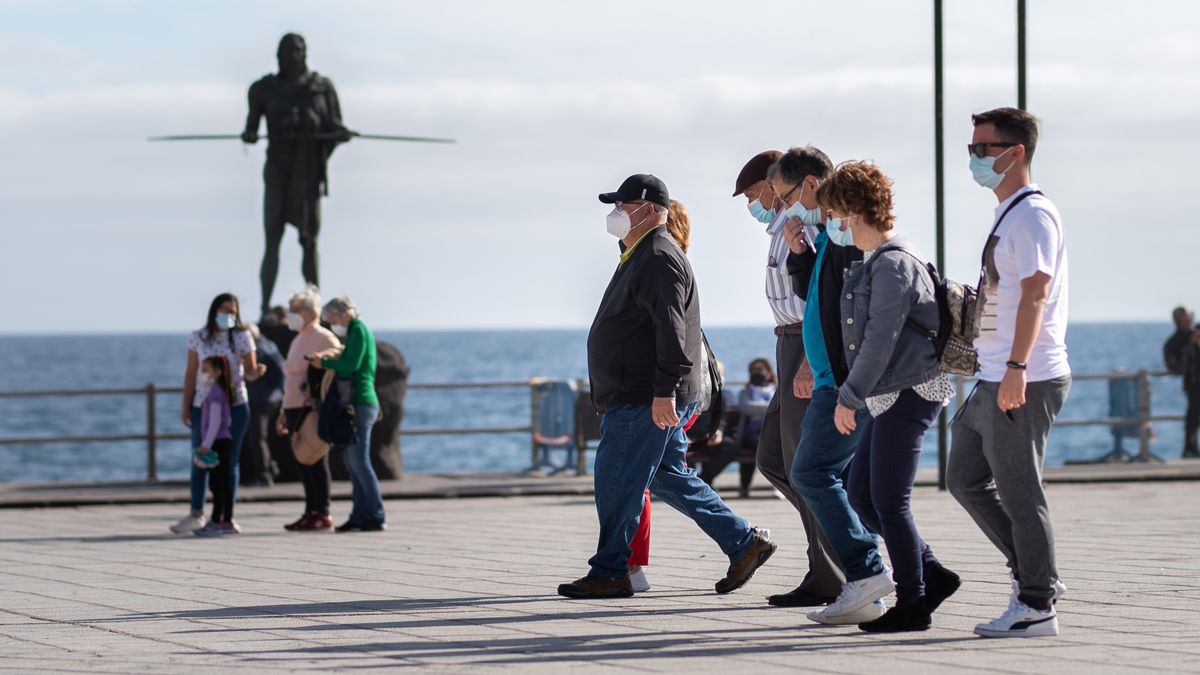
[557,575,634,599]
[716,528,777,594]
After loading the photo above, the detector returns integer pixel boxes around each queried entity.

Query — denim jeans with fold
[789,387,885,583]
[588,402,756,579]
[189,403,250,515]
[342,404,385,526]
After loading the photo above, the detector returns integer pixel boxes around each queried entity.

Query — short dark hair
[972,107,1039,166]
[768,146,833,186]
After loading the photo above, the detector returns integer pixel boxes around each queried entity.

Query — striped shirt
[764,211,807,326]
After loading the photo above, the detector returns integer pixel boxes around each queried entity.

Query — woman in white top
[170,293,266,535]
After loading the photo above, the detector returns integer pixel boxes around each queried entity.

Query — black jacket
[787,229,863,386]
[1164,326,1200,391]
[587,227,703,413]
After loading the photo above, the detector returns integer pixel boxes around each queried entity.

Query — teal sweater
[320,318,378,406]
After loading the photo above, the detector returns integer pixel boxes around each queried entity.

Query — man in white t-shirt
[947,107,1071,639]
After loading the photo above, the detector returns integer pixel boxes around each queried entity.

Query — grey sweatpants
[947,376,1071,610]
[756,332,845,597]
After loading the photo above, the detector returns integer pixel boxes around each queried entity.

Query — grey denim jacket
[838,236,941,411]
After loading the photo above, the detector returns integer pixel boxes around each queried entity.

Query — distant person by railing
[688,358,775,498]
[309,295,385,533]
[277,286,340,532]
[170,292,266,536]
[1163,306,1200,458]
[244,319,285,487]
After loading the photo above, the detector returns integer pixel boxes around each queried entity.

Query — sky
[2,0,1198,334]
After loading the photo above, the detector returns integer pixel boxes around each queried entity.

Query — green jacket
[321,318,378,406]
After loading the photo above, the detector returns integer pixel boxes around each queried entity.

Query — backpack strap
[863,243,937,340]
[980,188,1044,269]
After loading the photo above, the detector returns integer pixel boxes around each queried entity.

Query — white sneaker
[806,571,894,625]
[629,568,651,593]
[974,600,1058,638]
[170,512,206,534]
[808,598,886,625]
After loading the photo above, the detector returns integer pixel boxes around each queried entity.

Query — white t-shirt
[975,184,1070,382]
[188,328,255,407]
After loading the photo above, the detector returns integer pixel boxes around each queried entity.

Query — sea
[0,323,1188,483]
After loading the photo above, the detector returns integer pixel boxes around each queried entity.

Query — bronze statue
[242,33,348,317]
[148,34,454,318]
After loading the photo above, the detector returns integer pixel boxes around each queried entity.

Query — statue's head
[277,33,308,77]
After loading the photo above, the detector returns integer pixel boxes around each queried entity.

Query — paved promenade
[1,482,1198,673]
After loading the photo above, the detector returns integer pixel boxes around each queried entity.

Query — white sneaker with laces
[170,512,206,535]
[806,571,894,625]
[629,568,651,593]
[808,598,886,625]
[974,599,1058,638]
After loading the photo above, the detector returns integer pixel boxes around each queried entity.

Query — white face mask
[285,312,305,331]
[606,203,648,239]
[331,323,348,338]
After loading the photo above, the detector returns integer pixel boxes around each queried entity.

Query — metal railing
[0,381,537,481]
[949,370,1184,467]
[0,370,1187,483]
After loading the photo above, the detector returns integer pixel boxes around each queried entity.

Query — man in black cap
[558,174,776,599]
[733,150,845,607]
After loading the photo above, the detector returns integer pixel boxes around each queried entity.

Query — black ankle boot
[924,561,962,613]
[859,597,932,633]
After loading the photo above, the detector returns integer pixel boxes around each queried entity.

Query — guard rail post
[529,380,540,468]
[1137,369,1152,462]
[145,383,158,481]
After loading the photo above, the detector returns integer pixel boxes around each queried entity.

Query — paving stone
[0,483,1197,672]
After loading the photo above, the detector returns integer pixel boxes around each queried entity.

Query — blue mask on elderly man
[747,199,776,224]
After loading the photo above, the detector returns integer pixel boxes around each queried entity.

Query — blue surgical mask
[782,181,822,226]
[826,219,854,247]
[747,199,776,224]
[969,147,1015,190]
[215,313,236,330]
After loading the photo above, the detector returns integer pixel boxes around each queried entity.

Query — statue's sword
[147,131,455,143]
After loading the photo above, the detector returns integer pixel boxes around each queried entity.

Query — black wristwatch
[1006,360,1027,370]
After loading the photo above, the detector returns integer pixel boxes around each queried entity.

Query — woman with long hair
[170,293,266,534]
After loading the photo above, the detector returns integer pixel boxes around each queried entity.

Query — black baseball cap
[598,174,669,209]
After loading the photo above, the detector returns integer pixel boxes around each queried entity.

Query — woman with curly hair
[817,161,961,632]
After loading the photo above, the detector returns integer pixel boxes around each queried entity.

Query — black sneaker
[859,597,932,633]
[557,575,634,599]
[923,561,962,613]
[767,586,838,607]
[335,520,387,533]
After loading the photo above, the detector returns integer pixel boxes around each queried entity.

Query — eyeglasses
[967,142,1017,158]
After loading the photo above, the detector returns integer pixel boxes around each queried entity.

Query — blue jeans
[189,403,250,515]
[588,402,755,579]
[343,404,385,525]
[789,387,884,582]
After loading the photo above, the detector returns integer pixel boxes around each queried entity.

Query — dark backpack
[696,330,724,413]
[317,377,357,446]
[873,245,979,377]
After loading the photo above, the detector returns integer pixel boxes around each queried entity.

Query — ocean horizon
[0,322,1189,483]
